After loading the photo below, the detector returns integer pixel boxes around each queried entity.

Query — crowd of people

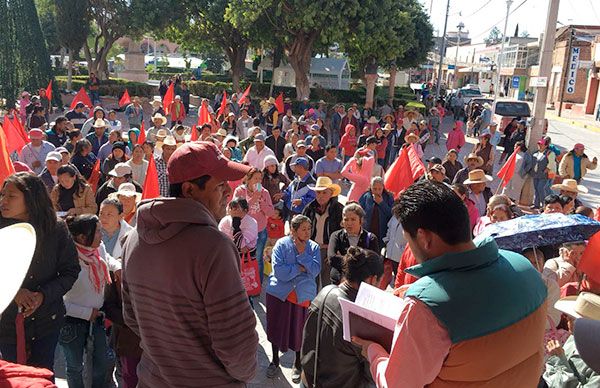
[0,83,599,388]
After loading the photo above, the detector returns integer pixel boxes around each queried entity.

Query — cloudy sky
[421,0,600,43]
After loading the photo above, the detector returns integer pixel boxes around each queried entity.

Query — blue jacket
[266,236,321,303]
[284,173,316,214]
[85,132,109,156]
[359,190,394,241]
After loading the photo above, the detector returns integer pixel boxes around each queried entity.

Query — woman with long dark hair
[71,139,98,180]
[51,165,97,215]
[0,173,80,371]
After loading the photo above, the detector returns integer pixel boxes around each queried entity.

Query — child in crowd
[266,207,285,246]
[218,198,258,256]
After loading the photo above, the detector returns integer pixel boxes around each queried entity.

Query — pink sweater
[341,155,375,202]
[446,122,466,151]
[233,185,275,231]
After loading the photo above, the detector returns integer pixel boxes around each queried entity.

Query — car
[492,100,531,130]
[457,87,483,104]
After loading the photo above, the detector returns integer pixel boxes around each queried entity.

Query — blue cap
[291,157,309,169]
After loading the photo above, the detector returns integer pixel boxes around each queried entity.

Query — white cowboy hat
[483,103,492,110]
[216,128,228,137]
[152,96,163,106]
[464,153,484,167]
[0,223,36,313]
[162,136,177,147]
[463,169,493,185]
[367,116,379,124]
[404,132,419,144]
[555,292,600,320]
[93,119,107,128]
[551,179,588,194]
[309,176,342,197]
[152,113,168,126]
[109,182,142,202]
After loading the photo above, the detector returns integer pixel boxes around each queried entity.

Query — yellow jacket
[559,152,597,179]
[51,184,97,215]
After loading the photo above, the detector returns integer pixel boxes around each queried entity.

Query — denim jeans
[533,177,550,208]
[59,318,108,388]
[0,331,59,372]
[256,228,268,284]
[89,90,100,105]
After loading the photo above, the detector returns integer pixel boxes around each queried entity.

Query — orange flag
[88,159,101,193]
[45,80,53,103]
[1,119,27,154]
[579,231,600,284]
[119,89,131,107]
[70,87,92,110]
[275,93,284,114]
[217,91,228,118]
[239,83,251,104]
[497,147,519,188]
[137,121,146,145]
[163,83,175,115]
[0,126,16,186]
[142,156,160,199]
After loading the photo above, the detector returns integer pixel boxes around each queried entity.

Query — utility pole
[529,0,560,149]
[558,27,575,117]
[453,22,465,89]
[494,0,513,97]
[435,0,451,101]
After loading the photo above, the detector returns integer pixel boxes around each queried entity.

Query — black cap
[366,136,378,145]
[426,157,442,164]
[112,141,126,152]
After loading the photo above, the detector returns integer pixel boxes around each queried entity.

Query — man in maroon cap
[121,141,258,387]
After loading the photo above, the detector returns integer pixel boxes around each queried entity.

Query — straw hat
[463,169,493,185]
[551,179,588,194]
[108,182,141,202]
[404,132,419,144]
[465,153,484,167]
[309,176,341,197]
[93,119,107,128]
[216,128,228,137]
[383,123,393,132]
[483,102,492,110]
[0,223,36,313]
[383,114,395,122]
[152,96,163,107]
[367,116,379,124]
[152,113,168,126]
[555,292,600,320]
[156,129,169,139]
[163,136,177,147]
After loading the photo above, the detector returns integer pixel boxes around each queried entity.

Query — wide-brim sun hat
[551,179,588,194]
[465,153,484,167]
[404,133,419,143]
[0,223,36,313]
[309,176,342,197]
[108,182,142,202]
[367,116,379,124]
[463,169,493,185]
[152,114,168,126]
[555,292,600,320]
[93,119,107,128]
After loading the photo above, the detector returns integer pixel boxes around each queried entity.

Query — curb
[546,112,600,133]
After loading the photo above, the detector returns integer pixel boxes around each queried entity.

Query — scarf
[75,243,111,293]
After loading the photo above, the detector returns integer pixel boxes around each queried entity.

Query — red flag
[191,126,198,141]
[142,156,160,199]
[497,147,519,188]
[88,159,101,193]
[70,87,92,110]
[0,126,16,186]
[137,121,146,145]
[579,232,600,284]
[407,144,426,180]
[197,101,211,127]
[239,84,252,104]
[9,115,28,144]
[1,120,27,154]
[217,91,228,117]
[275,93,284,114]
[119,89,131,107]
[384,147,415,196]
[163,83,175,115]
[45,80,52,102]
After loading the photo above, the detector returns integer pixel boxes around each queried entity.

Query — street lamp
[494,0,513,97]
[453,22,465,89]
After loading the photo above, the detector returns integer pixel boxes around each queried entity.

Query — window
[494,102,531,117]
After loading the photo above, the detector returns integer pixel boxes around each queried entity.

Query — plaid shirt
[155,156,170,197]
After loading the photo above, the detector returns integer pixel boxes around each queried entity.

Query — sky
[421,0,600,44]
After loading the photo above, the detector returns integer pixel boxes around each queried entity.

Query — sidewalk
[545,109,600,132]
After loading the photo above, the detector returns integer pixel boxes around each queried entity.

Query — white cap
[45,151,62,162]
[108,162,132,177]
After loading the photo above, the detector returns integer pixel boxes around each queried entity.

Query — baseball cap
[29,128,44,140]
[291,157,309,169]
[45,151,62,162]
[310,124,320,131]
[108,162,132,178]
[430,164,446,174]
[426,157,442,164]
[574,143,585,150]
[296,140,307,148]
[55,146,69,154]
[167,141,252,184]
[254,134,265,142]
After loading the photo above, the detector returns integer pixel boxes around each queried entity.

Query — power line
[589,0,600,23]
[450,0,493,19]
[470,0,530,41]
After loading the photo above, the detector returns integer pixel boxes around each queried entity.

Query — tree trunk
[269,44,284,96]
[226,41,248,93]
[67,53,73,91]
[365,74,378,109]
[287,32,318,101]
[388,65,397,104]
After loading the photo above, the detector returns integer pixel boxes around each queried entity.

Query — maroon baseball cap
[167,141,251,184]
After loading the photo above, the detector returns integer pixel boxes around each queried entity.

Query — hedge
[54,76,416,106]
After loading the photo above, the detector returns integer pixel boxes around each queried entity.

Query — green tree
[227,0,362,100]
[485,26,503,45]
[36,0,61,54]
[55,0,89,89]
[0,0,16,107]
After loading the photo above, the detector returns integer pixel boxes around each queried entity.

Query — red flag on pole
[217,91,228,118]
[275,92,284,114]
[9,116,29,144]
[497,147,519,188]
[384,147,415,196]
[1,119,27,154]
[88,159,101,193]
[578,232,600,284]
[163,83,175,115]
[45,80,53,103]
[407,144,426,180]
[119,89,131,107]
[137,121,146,145]
[239,83,252,104]
[70,87,92,110]
[0,126,16,186]
[197,101,211,127]
[142,156,160,199]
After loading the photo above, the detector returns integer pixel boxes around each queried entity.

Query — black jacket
[265,135,286,162]
[95,179,143,209]
[0,218,80,344]
[301,283,375,388]
[327,229,379,285]
[303,198,344,246]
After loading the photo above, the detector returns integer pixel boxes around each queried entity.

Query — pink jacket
[341,155,375,202]
[446,121,466,151]
[233,185,275,231]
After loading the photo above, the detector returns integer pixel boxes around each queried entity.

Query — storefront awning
[458,66,490,73]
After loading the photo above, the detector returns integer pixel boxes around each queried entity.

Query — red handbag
[240,252,261,297]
